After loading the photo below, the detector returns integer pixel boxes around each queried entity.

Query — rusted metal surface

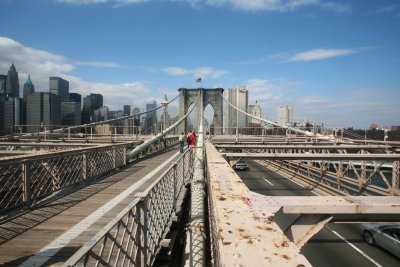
[205,140,312,266]
[224,152,400,160]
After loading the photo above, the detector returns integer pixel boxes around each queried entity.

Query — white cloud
[162,66,228,79]
[75,61,124,68]
[288,48,359,62]
[0,37,151,111]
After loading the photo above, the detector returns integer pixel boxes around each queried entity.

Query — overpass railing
[0,136,179,214]
[63,148,193,267]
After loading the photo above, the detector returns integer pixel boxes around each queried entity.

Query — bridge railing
[0,136,179,214]
[63,148,193,267]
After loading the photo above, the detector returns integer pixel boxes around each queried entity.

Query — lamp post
[161,94,168,133]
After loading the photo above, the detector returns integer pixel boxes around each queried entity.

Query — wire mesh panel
[29,153,85,202]
[0,144,128,213]
[0,162,24,211]
[64,149,194,267]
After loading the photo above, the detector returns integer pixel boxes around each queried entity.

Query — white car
[360,223,400,258]
[234,159,248,170]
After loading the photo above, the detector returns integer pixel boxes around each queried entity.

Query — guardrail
[63,149,193,267]
[0,136,179,214]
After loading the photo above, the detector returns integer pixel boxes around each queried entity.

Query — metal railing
[0,136,179,214]
[0,144,127,213]
[63,149,193,267]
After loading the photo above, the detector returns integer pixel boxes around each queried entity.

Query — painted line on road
[263,177,274,186]
[19,151,180,267]
[311,190,320,196]
[287,178,305,188]
[326,226,383,267]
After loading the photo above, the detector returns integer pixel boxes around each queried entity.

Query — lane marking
[287,178,305,188]
[326,226,383,267]
[20,151,180,267]
[263,177,274,186]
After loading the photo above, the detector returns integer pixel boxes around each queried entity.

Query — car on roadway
[360,223,400,258]
[234,159,248,170]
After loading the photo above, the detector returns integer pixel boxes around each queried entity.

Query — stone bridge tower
[178,88,224,135]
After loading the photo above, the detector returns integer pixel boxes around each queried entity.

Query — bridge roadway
[0,146,182,266]
[236,159,400,267]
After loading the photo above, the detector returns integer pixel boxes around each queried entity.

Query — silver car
[234,159,248,170]
[360,223,400,258]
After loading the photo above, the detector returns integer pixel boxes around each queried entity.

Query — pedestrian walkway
[0,146,181,266]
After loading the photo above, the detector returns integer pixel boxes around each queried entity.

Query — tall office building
[123,105,131,116]
[144,101,157,133]
[223,86,248,134]
[248,101,262,126]
[0,95,21,136]
[5,63,19,98]
[26,92,61,132]
[69,93,82,103]
[277,106,293,127]
[49,77,69,101]
[23,75,35,102]
[22,75,35,127]
[0,74,6,95]
[61,101,81,126]
[82,93,103,124]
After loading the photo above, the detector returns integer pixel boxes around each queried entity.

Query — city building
[223,86,248,134]
[132,107,141,134]
[5,63,19,98]
[0,95,21,136]
[49,77,69,101]
[22,75,35,127]
[82,93,103,124]
[123,105,131,116]
[144,101,157,133]
[61,101,81,126]
[0,74,6,95]
[26,92,61,132]
[248,101,262,127]
[277,106,293,127]
[69,93,82,103]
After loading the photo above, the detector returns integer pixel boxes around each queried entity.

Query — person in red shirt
[189,130,196,148]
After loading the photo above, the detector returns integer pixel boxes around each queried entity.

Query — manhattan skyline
[0,0,399,129]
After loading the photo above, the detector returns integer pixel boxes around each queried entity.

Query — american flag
[196,78,202,83]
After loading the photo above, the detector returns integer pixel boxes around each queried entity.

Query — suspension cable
[219,92,334,140]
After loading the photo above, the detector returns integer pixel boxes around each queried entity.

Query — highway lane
[235,159,400,267]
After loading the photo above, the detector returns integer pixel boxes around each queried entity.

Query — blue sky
[0,0,399,129]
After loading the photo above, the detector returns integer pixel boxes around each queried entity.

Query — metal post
[393,161,399,195]
[236,85,239,143]
[22,161,32,208]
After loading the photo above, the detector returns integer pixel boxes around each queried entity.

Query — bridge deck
[0,146,182,266]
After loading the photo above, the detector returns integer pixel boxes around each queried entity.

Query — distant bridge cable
[49,92,183,134]
[219,92,334,140]
[127,92,200,160]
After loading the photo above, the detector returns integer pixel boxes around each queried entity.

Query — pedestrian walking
[189,130,196,148]
[179,132,185,153]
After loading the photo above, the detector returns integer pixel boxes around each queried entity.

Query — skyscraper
[49,77,69,101]
[26,92,61,132]
[277,106,293,127]
[0,74,6,95]
[123,105,131,116]
[0,95,21,136]
[22,75,35,127]
[248,101,262,126]
[5,63,19,98]
[23,75,35,102]
[223,86,248,134]
[82,93,103,124]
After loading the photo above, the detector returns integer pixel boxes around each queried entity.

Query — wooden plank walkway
[0,146,183,266]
